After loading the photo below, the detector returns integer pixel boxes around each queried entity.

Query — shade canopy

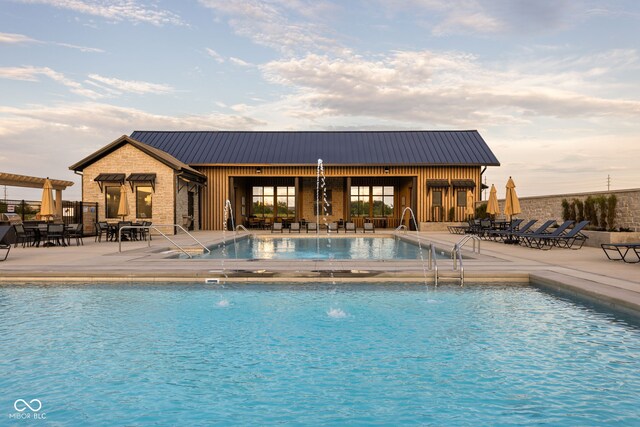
[504,177,521,218]
[486,184,500,216]
[465,190,475,216]
[117,185,130,219]
[40,178,56,219]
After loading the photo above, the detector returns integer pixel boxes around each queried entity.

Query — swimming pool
[1,283,639,425]
[195,236,444,260]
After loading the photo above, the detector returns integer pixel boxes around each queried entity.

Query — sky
[1,0,639,202]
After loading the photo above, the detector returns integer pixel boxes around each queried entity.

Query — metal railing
[118,224,211,258]
[450,234,480,286]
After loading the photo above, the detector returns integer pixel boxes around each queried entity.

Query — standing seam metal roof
[128,131,500,166]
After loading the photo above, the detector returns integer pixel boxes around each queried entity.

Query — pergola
[0,172,74,218]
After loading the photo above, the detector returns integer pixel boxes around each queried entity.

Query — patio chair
[46,223,66,247]
[542,221,590,250]
[306,222,318,233]
[288,222,301,233]
[271,222,283,233]
[13,224,33,248]
[520,220,575,249]
[66,223,84,246]
[327,222,338,233]
[601,242,640,263]
[95,221,109,242]
[139,221,152,241]
[363,222,375,233]
[0,225,16,261]
[345,222,356,233]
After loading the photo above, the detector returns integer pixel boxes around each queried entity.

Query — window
[350,186,369,217]
[432,190,443,207]
[252,186,295,218]
[457,191,467,207]
[105,186,121,219]
[136,186,153,218]
[277,186,296,218]
[350,186,394,217]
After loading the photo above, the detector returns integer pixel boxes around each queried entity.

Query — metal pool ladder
[118,224,211,258]
[451,235,481,286]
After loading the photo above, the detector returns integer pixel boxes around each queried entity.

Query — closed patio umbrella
[117,185,130,220]
[465,190,475,218]
[486,184,500,217]
[40,178,55,222]
[504,176,521,220]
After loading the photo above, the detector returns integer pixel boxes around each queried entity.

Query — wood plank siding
[197,165,481,230]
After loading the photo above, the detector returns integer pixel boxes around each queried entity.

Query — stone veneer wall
[175,185,200,230]
[300,177,344,223]
[82,144,176,233]
[488,188,640,231]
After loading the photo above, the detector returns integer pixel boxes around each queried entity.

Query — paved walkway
[1,230,638,313]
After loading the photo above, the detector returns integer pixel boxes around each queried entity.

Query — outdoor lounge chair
[520,220,575,249]
[485,219,525,241]
[306,222,318,233]
[447,219,476,235]
[488,219,536,242]
[601,243,640,263]
[345,222,356,233]
[327,222,338,233]
[363,222,375,233]
[66,223,84,246]
[0,225,16,261]
[542,221,590,250]
[510,220,556,244]
[289,222,301,233]
[271,222,283,233]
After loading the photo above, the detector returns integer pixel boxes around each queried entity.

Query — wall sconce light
[384,166,390,174]
[256,167,262,174]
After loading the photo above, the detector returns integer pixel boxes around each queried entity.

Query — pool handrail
[118,224,211,258]
[452,244,464,287]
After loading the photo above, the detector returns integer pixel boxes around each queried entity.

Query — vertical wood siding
[198,165,481,230]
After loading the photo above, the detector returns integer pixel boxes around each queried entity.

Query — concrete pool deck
[1,230,639,314]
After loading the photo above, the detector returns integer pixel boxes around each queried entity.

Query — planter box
[582,230,640,247]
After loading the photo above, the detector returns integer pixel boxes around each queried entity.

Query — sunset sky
[1,0,639,201]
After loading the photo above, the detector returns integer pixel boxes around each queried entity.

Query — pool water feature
[196,236,449,260]
[1,283,639,425]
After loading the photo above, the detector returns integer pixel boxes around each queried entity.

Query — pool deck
[1,230,639,314]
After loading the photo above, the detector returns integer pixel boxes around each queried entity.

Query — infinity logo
[14,399,42,412]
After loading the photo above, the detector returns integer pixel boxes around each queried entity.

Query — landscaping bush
[561,199,570,221]
[475,203,487,219]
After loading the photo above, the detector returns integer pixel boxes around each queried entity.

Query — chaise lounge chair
[525,221,590,250]
[601,242,640,263]
[520,220,575,249]
[511,220,556,245]
[487,219,531,242]
[0,225,17,261]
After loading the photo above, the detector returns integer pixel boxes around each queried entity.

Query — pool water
[198,236,443,260]
[1,283,639,426]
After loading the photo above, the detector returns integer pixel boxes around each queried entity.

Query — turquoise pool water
[1,283,639,425]
[197,236,442,260]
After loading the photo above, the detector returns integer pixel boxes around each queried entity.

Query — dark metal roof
[426,179,450,188]
[129,131,500,166]
[126,173,156,182]
[94,173,125,183]
[451,179,476,188]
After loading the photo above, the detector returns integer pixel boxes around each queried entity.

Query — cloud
[198,0,341,55]
[0,32,37,44]
[229,57,252,67]
[16,0,185,26]
[0,31,104,52]
[260,49,640,126]
[86,74,175,95]
[0,66,102,98]
[383,0,585,36]
[205,48,225,63]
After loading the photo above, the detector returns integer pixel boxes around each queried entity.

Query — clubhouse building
[70,131,499,231]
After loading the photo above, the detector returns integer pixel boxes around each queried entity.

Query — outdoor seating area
[95,221,153,242]
[601,243,640,264]
[449,218,590,250]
